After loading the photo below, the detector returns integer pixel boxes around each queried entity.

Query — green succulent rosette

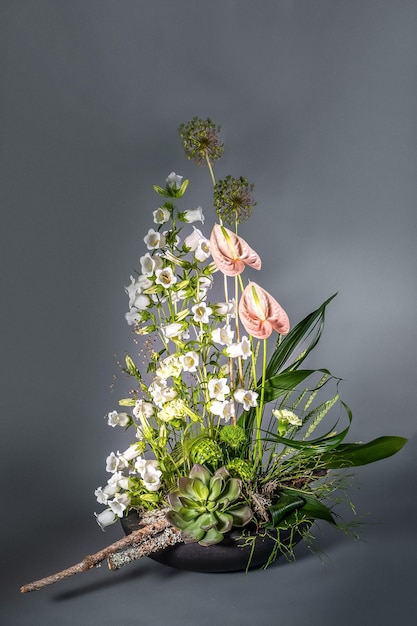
[166,464,254,546]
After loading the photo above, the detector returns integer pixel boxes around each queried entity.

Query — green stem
[205,152,217,190]
[255,338,268,464]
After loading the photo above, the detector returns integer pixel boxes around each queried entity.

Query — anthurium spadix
[210,224,261,276]
[239,281,290,339]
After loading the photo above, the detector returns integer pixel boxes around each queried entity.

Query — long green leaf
[265,293,337,379]
[262,424,350,453]
[261,368,333,404]
[320,436,407,468]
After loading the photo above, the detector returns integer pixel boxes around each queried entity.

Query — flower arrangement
[21,118,407,592]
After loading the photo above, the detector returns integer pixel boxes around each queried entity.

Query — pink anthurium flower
[238,281,290,339]
[210,224,261,276]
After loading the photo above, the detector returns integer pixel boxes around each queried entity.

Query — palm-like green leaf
[319,436,407,468]
[268,493,305,527]
[267,488,337,528]
[265,293,337,379]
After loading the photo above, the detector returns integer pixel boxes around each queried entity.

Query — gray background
[1,1,416,624]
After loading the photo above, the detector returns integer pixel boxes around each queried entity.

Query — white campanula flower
[95,508,117,530]
[130,293,151,311]
[133,398,154,419]
[194,238,211,262]
[125,309,140,326]
[144,228,166,250]
[153,207,170,224]
[183,206,204,223]
[214,300,235,317]
[198,276,212,295]
[272,408,302,427]
[166,171,183,189]
[184,226,205,251]
[161,322,185,342]
[148,377,167,406]
[192,301,213,324]
[140,253,163,276]
[99,483,118,500]
[208,377,230,401]
[209,399,235,422]
[108,493,130,517]
[107,471,130,490]
[107,411,130,428]
[234,389,259,411]
[125,274,152,307]
[105,451,127,473]
[134,456,147,476]
[120,445,142,463]
[134,458,162,491]
[212,323,234,346]
[94,486,110,505]
[171,288,187,303]
[180,351,199,372]
[125,300,150,325]
[142,465,162,492]
[226,336,252,360]
[155,266,177,288]
[106,452,119,473]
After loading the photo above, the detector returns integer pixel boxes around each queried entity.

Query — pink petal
[238,282,290,339]
[210,225,261,277]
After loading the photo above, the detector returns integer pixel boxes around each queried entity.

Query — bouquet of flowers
[21,118,406,592]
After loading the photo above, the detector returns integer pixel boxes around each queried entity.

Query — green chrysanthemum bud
[178,117,224,166]
[190,438,223,469]
[167,465,254,546]
[226,458,255,482]
[213,175,256,225]
[219,424,247,450]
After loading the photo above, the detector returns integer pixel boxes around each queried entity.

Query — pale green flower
[158,399,187,422]
[272,408,302,427]
[157,354,183,380]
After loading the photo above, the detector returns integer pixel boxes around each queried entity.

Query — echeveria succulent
[166,464,254,546]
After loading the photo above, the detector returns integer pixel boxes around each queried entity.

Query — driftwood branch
[107,525,182,570]
[20,509,181,593]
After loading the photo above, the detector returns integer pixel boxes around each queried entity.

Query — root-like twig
[20,509,180,593]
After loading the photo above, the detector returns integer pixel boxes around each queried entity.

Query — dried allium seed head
[213,175,256,225]
[178,117,224,165]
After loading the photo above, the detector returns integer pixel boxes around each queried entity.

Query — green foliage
[190,438,224,469]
